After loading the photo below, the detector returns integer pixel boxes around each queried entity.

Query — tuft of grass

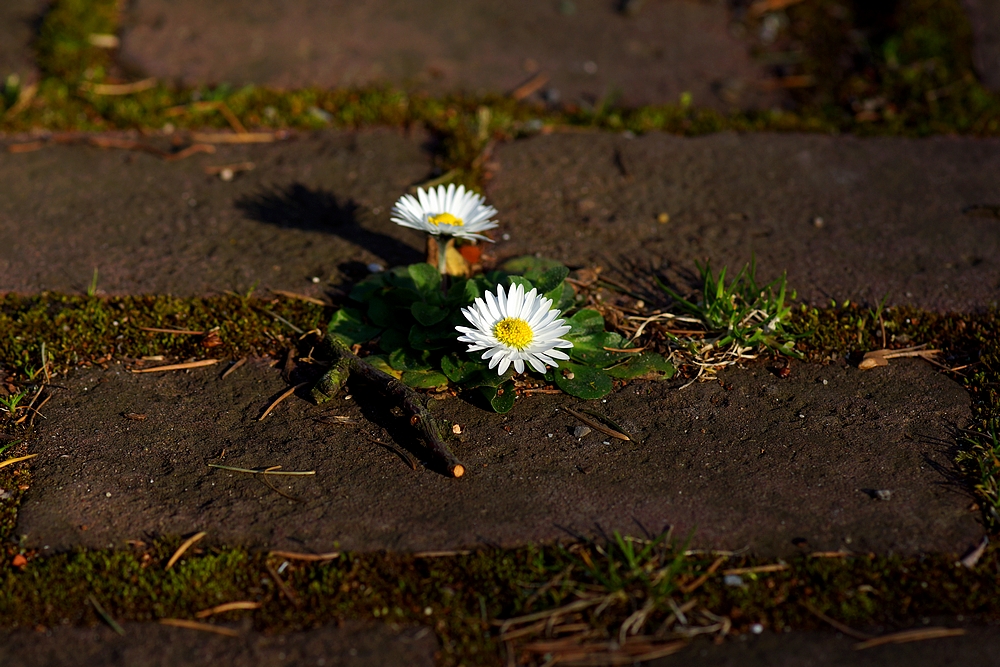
[957,422,1000,526]
[659,259,801,357]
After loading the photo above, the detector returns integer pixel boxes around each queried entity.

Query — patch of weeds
[35,0,119,82]
[329,256,674,410]
[957,422,1000,525]
[658,259,801,358]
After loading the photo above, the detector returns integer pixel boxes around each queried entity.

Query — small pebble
[220,168,234,182]
[724,574,744,587]
[451,424,462,435]
[813,216,824,228]
[311,276,321,283]
[751,623,764,635]
[573,425,591,438]
[105,492,111,498]
[367,263,385,273]
[875,489,892,501]
[583,60,598,74]
[657,212,670,224]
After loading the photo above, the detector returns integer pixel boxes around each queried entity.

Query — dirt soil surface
[16,357,980,557]
[0,130,431,296]
[0,0,45,83]
[488,131,1000,311]
[1,620,437,667]
[118,0,777,111]
[965,0,1000,90]
[3,131,1000,311]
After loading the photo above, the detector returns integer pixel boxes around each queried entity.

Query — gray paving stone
[118,0,776,110]
[0,130,431,296]
[0,0,44,83]
[487,131,1000,311]
[16,357,981,557]
[965,0,1000,90]
[1,621,437,667]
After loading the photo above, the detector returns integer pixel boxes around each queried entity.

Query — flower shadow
[235,183,423,267]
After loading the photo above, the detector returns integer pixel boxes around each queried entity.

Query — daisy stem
[436,235,450,292]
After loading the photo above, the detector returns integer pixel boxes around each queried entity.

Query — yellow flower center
[427,212,464,227]
[493,317,533,350]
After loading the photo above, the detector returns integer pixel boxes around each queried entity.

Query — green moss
[3,536,1000,666]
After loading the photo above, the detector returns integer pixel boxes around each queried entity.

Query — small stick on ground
[139,327,206,335]
[564,407,630,441]
[314,337,465,478]
[159,618,239,637]
[166,532,207,570]
[0,454,37,470]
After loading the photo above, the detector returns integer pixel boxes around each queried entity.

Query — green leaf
[479,380,516,413]
[349,274,386,303]
[605,352,676,380]
[365,354,402,379]
[533,265,570,294]
[389,348,432,371]
[327,308,381,346]
[409,322,457,351]
[553,362,613,399]
[368,297,408,328]
[411,301,448,326]
[462,367,514,389]
[441,353,486,383]
[407,263,441,298]
[447,277,480,306]
[566,309,605,336]
[378,328,409,353]
[568,332,631,367]
[507,275,534,291]
[401,369,449,389]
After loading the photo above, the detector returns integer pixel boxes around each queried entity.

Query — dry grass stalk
[79,78,157,95]
[165,532,207,570]
[159,618,239,637]
[138,327,206,335]
[259,382,308,421]
[722,563,788,576]
[854,627,966,650]
[221,357,248,379]
[131,359,220,373]
[195,601,261,618]
[191,132,281,144]
[511,72,550,101]
[268,550,340,562]
[0,453,37,470]
[269,289,329,306]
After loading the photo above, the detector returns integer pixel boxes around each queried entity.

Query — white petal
[498,356,511,375]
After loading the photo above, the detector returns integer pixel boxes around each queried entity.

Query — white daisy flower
[456,283,573,375]
[390,184,499,242]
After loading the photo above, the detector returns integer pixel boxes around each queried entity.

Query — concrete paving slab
[487,131,1000,311]
[656,627,1000,667]
[1,621,437,667]
[0,130,431,296]
[16,357,980,557]
[0,0,44,83]
[118,0,776,110]
[965,0,1000,90]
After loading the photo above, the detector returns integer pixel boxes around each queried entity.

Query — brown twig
[79,78,158,95]
[564,407,630,441]
[265,562,302,606]
[221,357,248,379]
[511,72,550,101]
[315,338,465,477]
[268,550,341,562]
[195,601,261,618]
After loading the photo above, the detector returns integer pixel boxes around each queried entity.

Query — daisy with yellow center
[456,283,573,375]
[391,184,498,242]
